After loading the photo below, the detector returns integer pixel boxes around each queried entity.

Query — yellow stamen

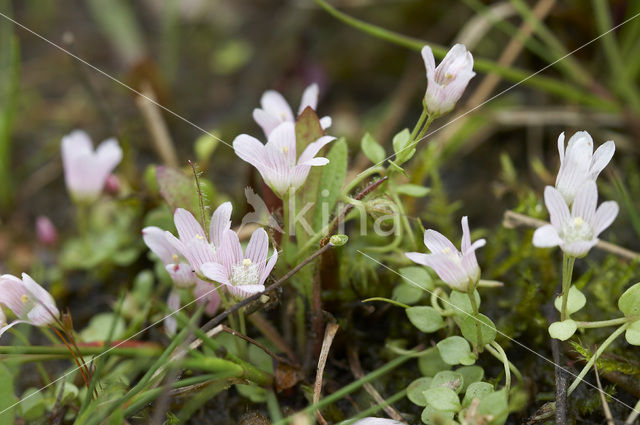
[172,254,179,262]
[21,294,29,303]
[242,258,252,266]
[282,146,289,154]
[574,217,584,226]
[442,247,452,254]
[195,234,204,240]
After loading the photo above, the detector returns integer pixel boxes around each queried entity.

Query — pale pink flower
[142,226,196,288]
[406,217,485,292]
[201,228,278,299]
[61,130,123,201]
[555,131,615,204]
[0,274,60,340]
[164,203,233,276]
[233,122,335,198]
[533,182,618,257]
[164,290,181,335]
[193,280,222,314]
[104,174,121,195]
[36,216,58,246]
[422,44,475,117]
[252,83,331,137]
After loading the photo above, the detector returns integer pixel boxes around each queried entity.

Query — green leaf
[548,319,577,341]
[437,336,476,366]
[313,138,347,230]
[392,282,424,305]
[462,382,494,408]
[156,166,205,220]
[455,313,497,346]
[0,363,15,425]
[477,389,509,425]
[421,406,454,425]
[18,388,45,421]
[295,107,325,157]
[236,383,267,403]
[392,128,415,165]
[418,348,450,377]
[455,366,484,392]
[360,132,385,164]
[407,377,433,406]
[80,313,126,342]
[449,290,481,315]
[423,387,461,413]
[396,184,430,197]
[625,320,640,345]
[619,282,640,317]
[554,286,586,316]
[399,266,434,292]
[407,306,445,333]
[431,371,465,394]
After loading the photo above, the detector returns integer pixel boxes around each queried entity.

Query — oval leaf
[437,336,476,366]
[423,387,461,413]
[619,282,640,317]
[431,370,465,394]
[396,184,430,197]
[554,286,586,316]
[361,132,386,164]
[625,320,640,345]
[407,377,433,406]
[455,313,497,346]
[399,266,434,291]
[407,306,445,333]
[548,319,577,341]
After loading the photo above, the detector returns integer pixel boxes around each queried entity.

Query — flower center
[230,259,260,287]
[21,294,29,303]
[282,146,289,154]
[561,216,594,244]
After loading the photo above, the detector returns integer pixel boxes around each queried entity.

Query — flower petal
[142,226,176,264]
[298,136,335,165]
[253,108,282,137]
[260,248,278,285]
[174,208,205,241]
[589,140,615,179]
[298,83,319,115]
[593,200,619,236]
[201,262,229,284]
[556,132,565,163]
[571,181,597,224]
[233,134,269,175]
[193,280,222,315]
[423,229,457,254]
[246,228,269,265]
[21,274,59,321]
[319,116,332,130]
[210,202,233,248]
[260,90,294,123]
[533,224,563,248]
[544,186,570,231]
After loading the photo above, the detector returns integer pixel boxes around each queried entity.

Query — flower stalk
[560,254,576,322]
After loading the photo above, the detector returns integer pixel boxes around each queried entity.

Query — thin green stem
[343,166,385,195]
[391,192,416,249]
[362,297,410,309]
[467,282,483,352]
[567,323,629,396]
[485,342,523,385]
[489,341,511,394]
[560,254,575,322]
[266,390,283,422]
[0,344,162,357]
[575,317,630,329]
[409,107,428,142]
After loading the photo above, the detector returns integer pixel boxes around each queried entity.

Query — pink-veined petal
[298,135,335,166]
[423,229,457,254]
[142,226,176,264]
[210,202,233,248]
[421,46,436,81]
[174,208,205,242]
[164,290,181,335]
[416,253,469,291]
[260,90,294,123]
[253,108,282,137]
[246,228,269,265]
[194,280,222,315]
[544,186,570,231]
[267,122,297,165]
[533,224,563,248]
[95,138,123,175]
[166,263,196,288]
[233,134,269,175]
[460,216,472,252]
[556,132,566,163]
[201,262,230,284]
[260,248,278,285]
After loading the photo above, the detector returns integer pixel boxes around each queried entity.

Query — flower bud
[36,216,58,246]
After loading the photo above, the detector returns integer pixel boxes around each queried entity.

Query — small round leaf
[477,389,509,425]
[407,377,433,406]
[423,387,461,413]
[455,366,484,391]
[625,320,640,345]
[449,290,481,315]
[431,371,465,394]
[393,282,424,305]
[548,319,577,341]
[400,266,434,292]
[407,306,446,333]
[554,286,586,316]
[619,282,640,317]
[421,405,455,425]
[462,381,494,408]
[455,313,497,346]
[437,336,476,366]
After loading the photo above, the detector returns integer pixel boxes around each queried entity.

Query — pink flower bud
[36,216,58,246]
[104,174,121,195]
[422,44,475,117]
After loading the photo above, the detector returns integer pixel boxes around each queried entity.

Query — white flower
[555,131,615,204]
[201,228,278,299]
[252,83,331,137]
[406,216,485,292]
[61,130,123,201]
[533,182,618,257]
[233,122,335,198]
[0,274,60,340]
[422,44,475,117]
